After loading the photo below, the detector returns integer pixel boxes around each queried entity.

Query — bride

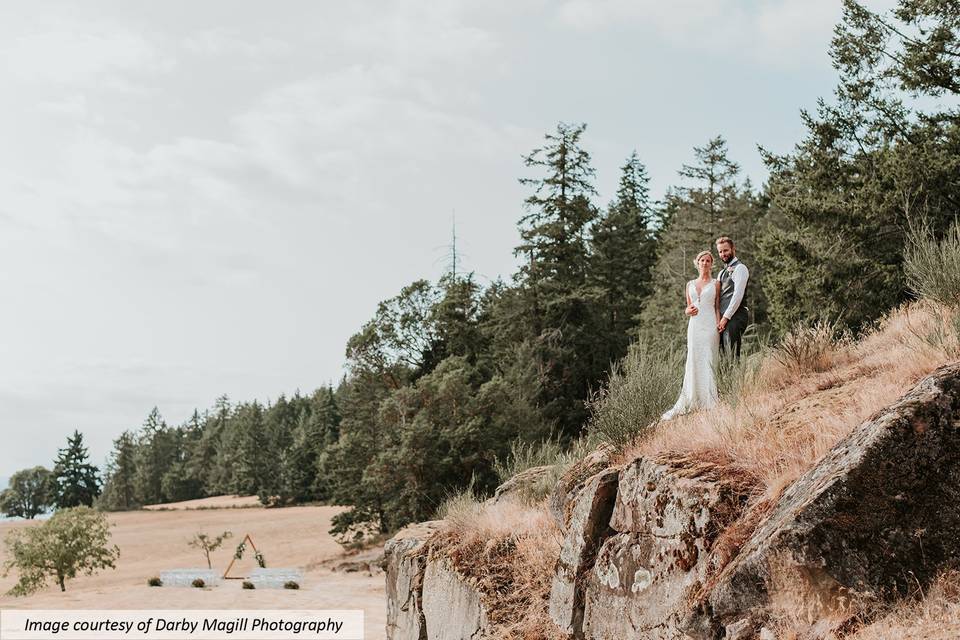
[661,250,721,420]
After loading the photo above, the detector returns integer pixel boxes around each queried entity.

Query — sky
[0,0,896,478]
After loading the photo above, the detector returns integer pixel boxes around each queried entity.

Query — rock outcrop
[385,364,960,640]
[579,457,744,639]
[491,464,554,504]
[384,521,441,640]
[549,445,615,530]
[422,559,491,640]
[549,468,620,638]
[684,361,960,639]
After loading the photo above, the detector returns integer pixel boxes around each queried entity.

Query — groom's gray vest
[717,258,749,320]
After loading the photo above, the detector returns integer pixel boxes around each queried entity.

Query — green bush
[191,578,205,588]
[2,506,119,596]
[242,581,255,589]
[587,340,684,450]
[905,219,960,307]
[147,576,162,587]
[283,581,299,590]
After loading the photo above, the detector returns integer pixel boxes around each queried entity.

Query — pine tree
[51,431,100,509]
[507,122,605,437]
[133,408,174,505]
[99,431,138,510]
[589,151,658,364]
[757,0,960,334]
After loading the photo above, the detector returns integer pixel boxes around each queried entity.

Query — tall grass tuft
[904,218,960,308]
[588,339,684,450]
[772,320,839,375]
[715,328,768,406]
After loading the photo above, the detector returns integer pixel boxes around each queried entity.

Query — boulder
[549,444,616,530]
[581,457,743,640]
[548,467,620,638]
[384,521,441,640]
[684,362,960,639]
[491,464,555,504]
[422,558,490,640]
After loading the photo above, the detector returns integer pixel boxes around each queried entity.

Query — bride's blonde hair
[693,250,713,269]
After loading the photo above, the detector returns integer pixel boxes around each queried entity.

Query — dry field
[0,497,386,639]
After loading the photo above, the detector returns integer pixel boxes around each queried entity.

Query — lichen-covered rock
[611,456,742,538]
[491,464,555,504]
[548,468,619,637]
[549,444,616,530]
[384,521,441,640]
[685,362,960,639]
[422,558,490,640]
[581,457,742,640]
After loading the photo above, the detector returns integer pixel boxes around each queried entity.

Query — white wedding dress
[661,279,720,420]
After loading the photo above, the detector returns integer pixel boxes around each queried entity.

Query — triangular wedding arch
[222,533,264,579]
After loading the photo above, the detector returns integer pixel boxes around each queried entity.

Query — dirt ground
[0,498,386,639]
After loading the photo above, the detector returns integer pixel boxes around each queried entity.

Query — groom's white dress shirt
[720,259,749,319]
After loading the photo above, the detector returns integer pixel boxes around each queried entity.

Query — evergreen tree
[201,396,233,495]
[757,0,960,334]
[506,122,605,437]
[133,408,174,505]
[51,431,100,509]
[231,402,269,497]
[589,151,658,364]
[98,431,138,510]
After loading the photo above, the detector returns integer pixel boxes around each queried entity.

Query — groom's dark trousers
[720,306,749,359]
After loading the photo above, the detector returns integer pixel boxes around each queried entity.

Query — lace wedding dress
[661,280,720,420]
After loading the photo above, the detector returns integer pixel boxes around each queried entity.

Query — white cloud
[2,19,173,87]
[182,28,293,59]
[38,94,89,119]
[555,0,844,68]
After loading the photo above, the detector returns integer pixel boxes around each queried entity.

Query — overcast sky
[0,0,895,478]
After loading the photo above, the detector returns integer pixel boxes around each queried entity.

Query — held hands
[717,317,729,333]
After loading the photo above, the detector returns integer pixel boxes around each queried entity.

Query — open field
[0,499,386,639]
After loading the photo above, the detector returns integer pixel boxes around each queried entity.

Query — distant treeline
[6,1,959,541]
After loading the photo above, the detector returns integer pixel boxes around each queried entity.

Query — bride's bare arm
[684,281,697,316]
[714,281,721,324]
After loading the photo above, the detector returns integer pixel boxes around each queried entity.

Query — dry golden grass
[621,303,956,506]
[430,497,564,640]
[424,303,959,640]
[843,571,960,640]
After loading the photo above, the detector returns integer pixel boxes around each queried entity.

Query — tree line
[4,0,958,542]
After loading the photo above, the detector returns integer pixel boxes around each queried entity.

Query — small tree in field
[0,466,53,519]
[188,531,232,569]
[2,507,119,595]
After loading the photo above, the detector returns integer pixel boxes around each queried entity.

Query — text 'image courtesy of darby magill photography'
[2,2,960,640]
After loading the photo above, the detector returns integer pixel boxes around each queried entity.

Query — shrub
[772,320,838,375]
[283,581,299,590]
[191,578,205,588]
[587,339,684,450]
[904,218,960,308]
[188,531,232,570]
[2,506,119,596]
[242,581,255,590]
[147,576,162,587]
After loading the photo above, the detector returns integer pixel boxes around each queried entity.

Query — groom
[715,236,750,358]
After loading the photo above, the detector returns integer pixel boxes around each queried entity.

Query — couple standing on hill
[661,236,749,421]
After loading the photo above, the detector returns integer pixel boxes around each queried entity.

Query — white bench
[249,567,304,589]
[159,569,221,587]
